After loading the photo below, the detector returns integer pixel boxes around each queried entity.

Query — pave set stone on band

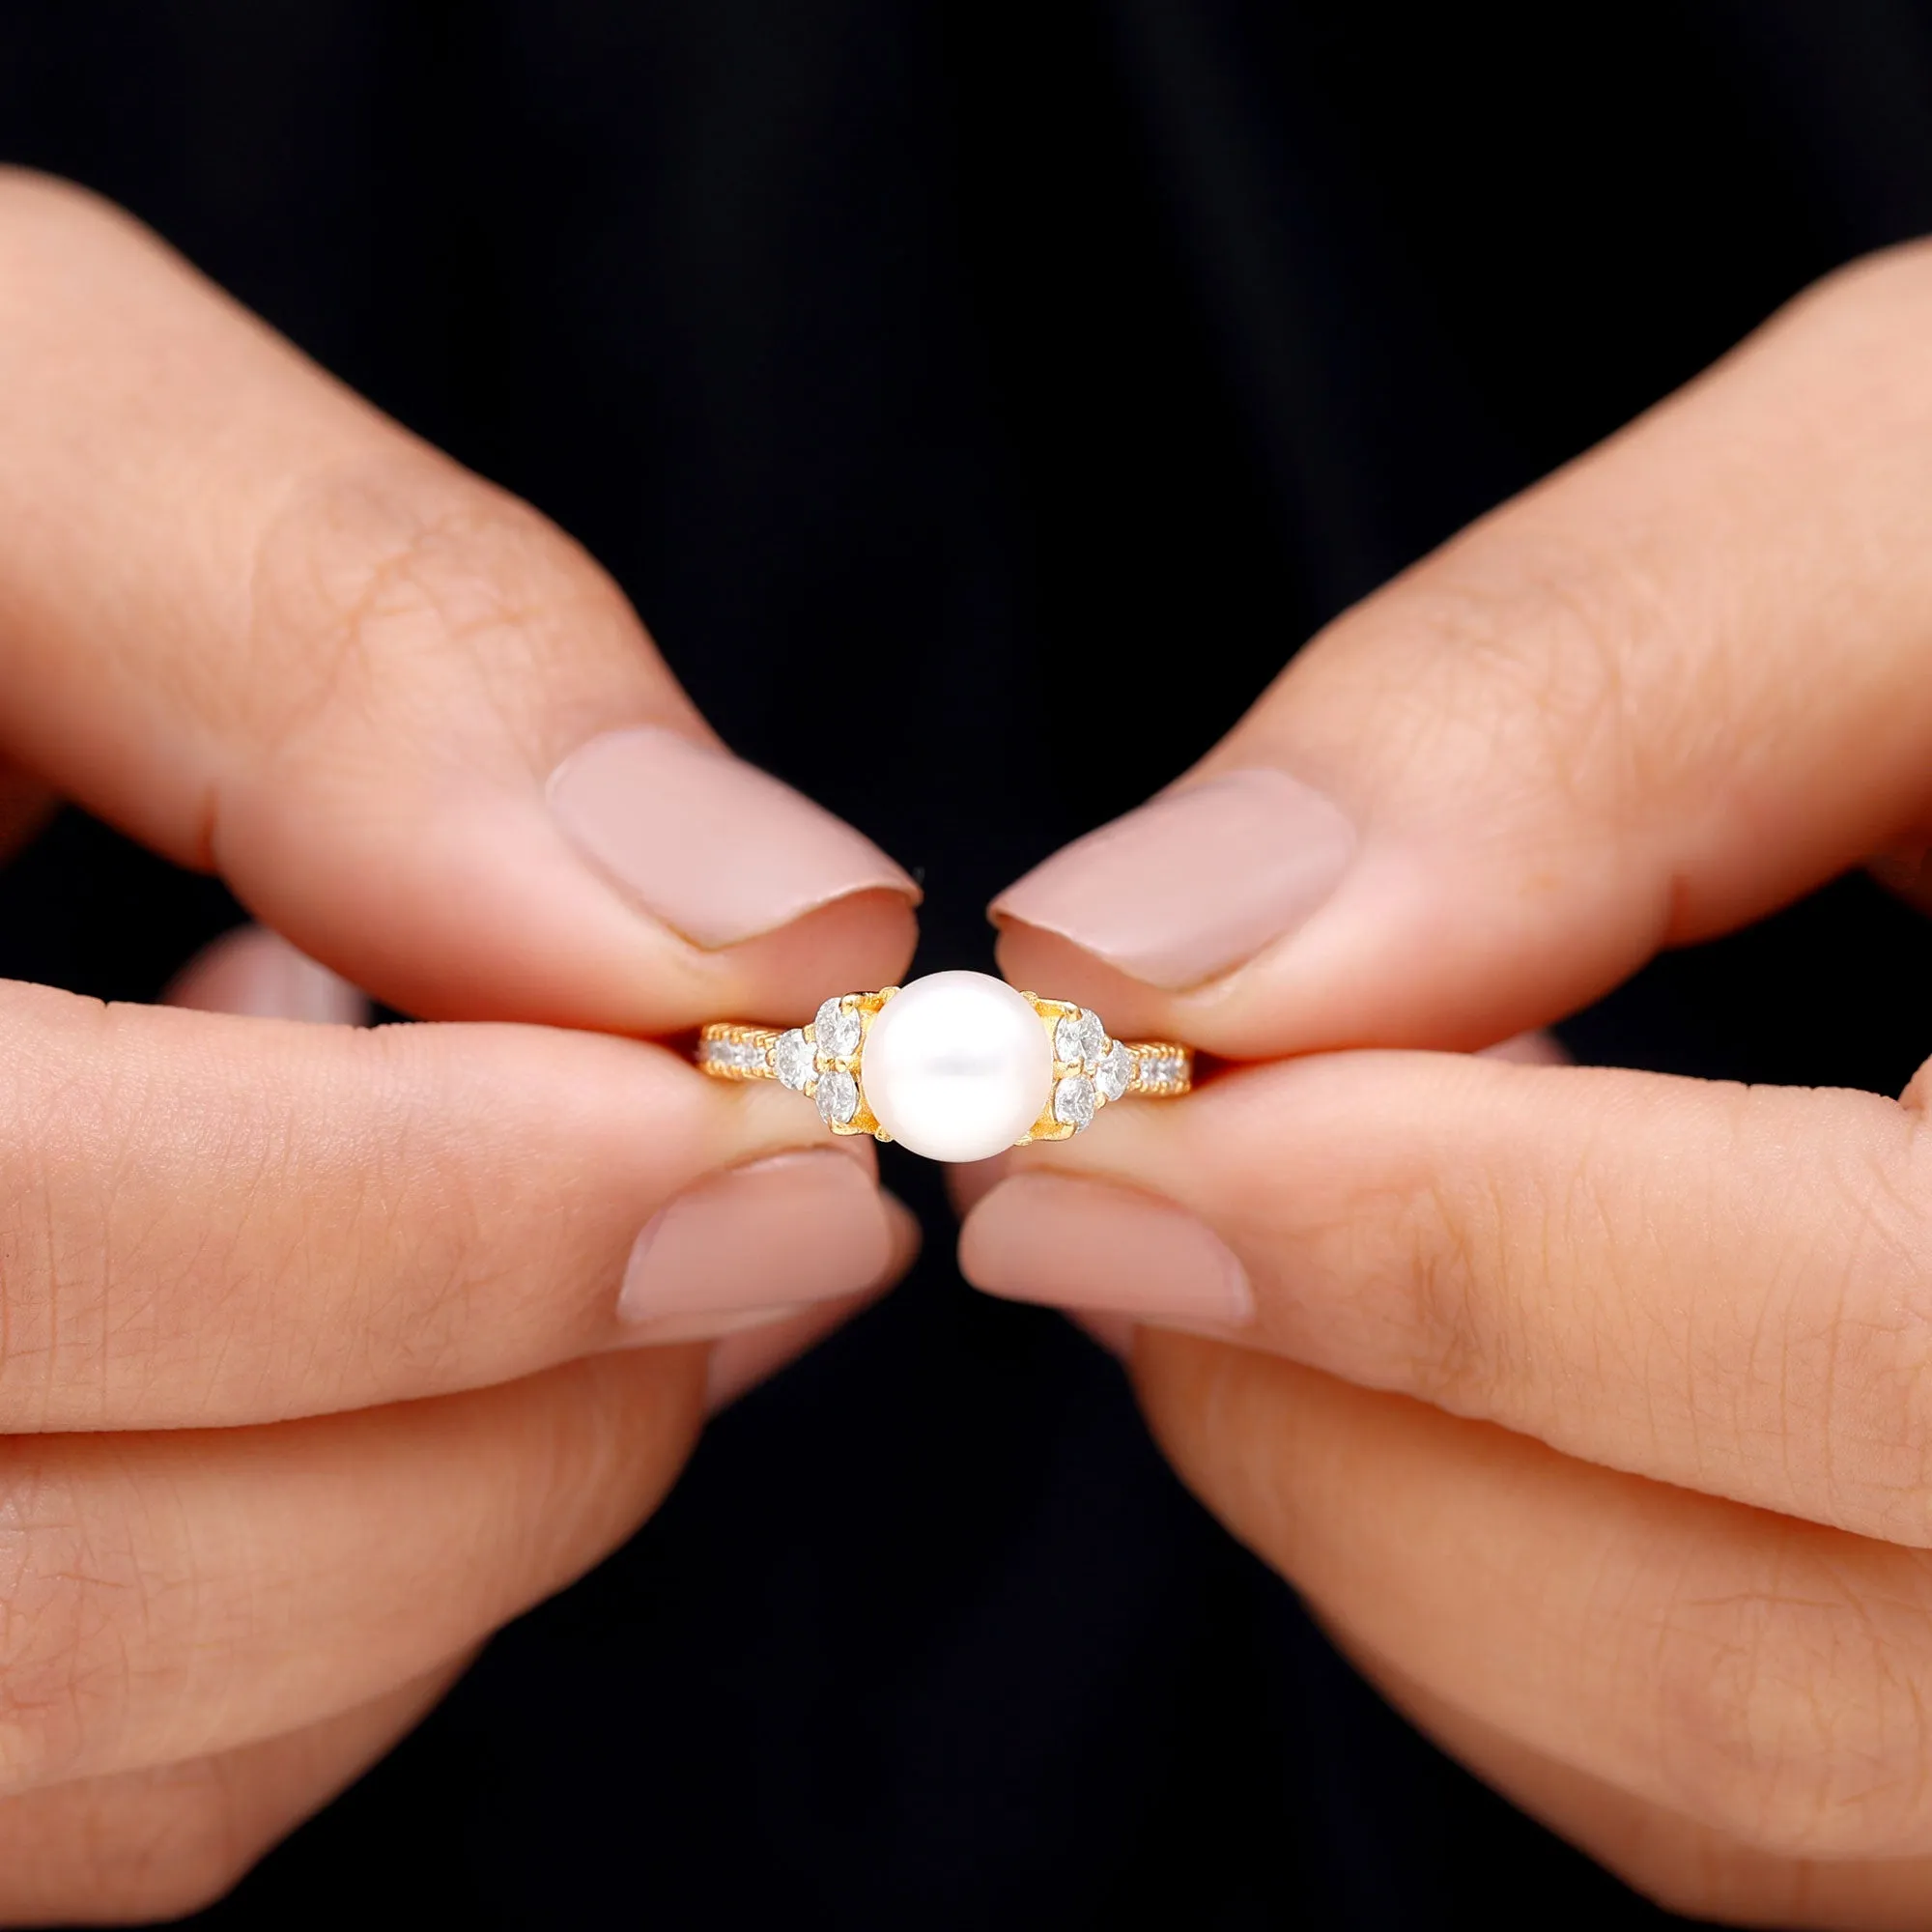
[696,969,1193,1163]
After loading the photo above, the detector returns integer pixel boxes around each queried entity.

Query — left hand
[964,242,1932,1927]
[0,174,923,1924]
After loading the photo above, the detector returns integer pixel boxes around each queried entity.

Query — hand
[0,171,919,1923]
[965,242,1932,1927]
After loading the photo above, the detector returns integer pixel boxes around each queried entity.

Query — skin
[980,240,1932,1925]
[0,172,920,1922]
[14,155,1932,1921]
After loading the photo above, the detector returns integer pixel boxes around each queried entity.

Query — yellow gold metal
[1017,992,1078,1144]
[695,1021,782,1080]
[1008,992,1194,1143]
[817,986,897,1140]
[1126,1041,1193,1095]
[697,985,1192,1149]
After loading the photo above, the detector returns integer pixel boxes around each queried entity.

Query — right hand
[0,169,920,1924]
[972,240,1932,1927]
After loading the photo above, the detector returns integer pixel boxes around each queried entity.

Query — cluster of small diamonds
[1049,1008,1137,1132]
[774,995,867,1127]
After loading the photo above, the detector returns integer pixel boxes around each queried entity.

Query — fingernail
[617,1150,898,1325]
[550,725,919,950]
[943,1151,1010,1218]
[1067,1309,1137,1362]
[990,768,1354,989]
[165,926,369,1025]
[959,1174,1253,1325]
[703,1195,919,1411]
[703,1298,859,1411]
[1479,1028,1571,1065]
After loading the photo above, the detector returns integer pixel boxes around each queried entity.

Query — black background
[5,4,1932,1926]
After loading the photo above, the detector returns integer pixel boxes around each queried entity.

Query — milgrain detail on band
[697,1023,781,1080]
[696,973,1192,1161]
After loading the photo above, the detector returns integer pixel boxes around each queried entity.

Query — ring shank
[696,1023,782,1081]
[1123,1042,1193,1096]
[696,1020,1192,1097]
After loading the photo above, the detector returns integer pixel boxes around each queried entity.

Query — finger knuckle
[0,1003,343,1428]
[0,997,121,1429]
[1363,1107,1568,1429]
[1784,1130,1932,1545]
[0,1450,178,1792]
[1373,536,1696,847]
[1715,1096,1932,1547]
[1644,1548,1932,1859]
[1390,1176,1501,1406]
[299,1030,595,1401]
[242,452,641,775]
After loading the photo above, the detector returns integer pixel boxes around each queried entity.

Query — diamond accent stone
[774,1029,814,1092]
[814,996,864,1062]
[1052,1073,1097,1131]
[1135,1053,1186,1093]
[1054,1008,1106,1069]
[703,1037,767,1073]
[816,1068,860,1126]
[1096,1039,1135,1103]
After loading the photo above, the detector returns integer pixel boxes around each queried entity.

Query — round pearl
[859,971,1053,1162]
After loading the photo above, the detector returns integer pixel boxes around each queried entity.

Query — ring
[696,969,1193,1163]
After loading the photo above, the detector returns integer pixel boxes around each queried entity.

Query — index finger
[960,1050,1932,1548]
[0,978,909,1431]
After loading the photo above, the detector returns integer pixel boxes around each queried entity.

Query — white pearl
[859,971,1053,1162]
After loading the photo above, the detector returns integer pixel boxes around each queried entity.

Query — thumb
[0,171,917,1033]
[995,242,1932,1055]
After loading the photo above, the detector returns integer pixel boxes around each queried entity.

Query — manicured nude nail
[991,768,1354,989]
[617,1150,897,1323]
[550,725,919,949]
[703,1194,920,1407]
[165,926,369,1025]
[1068,1309,1138,1362]
[959,1174,1253,1325]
